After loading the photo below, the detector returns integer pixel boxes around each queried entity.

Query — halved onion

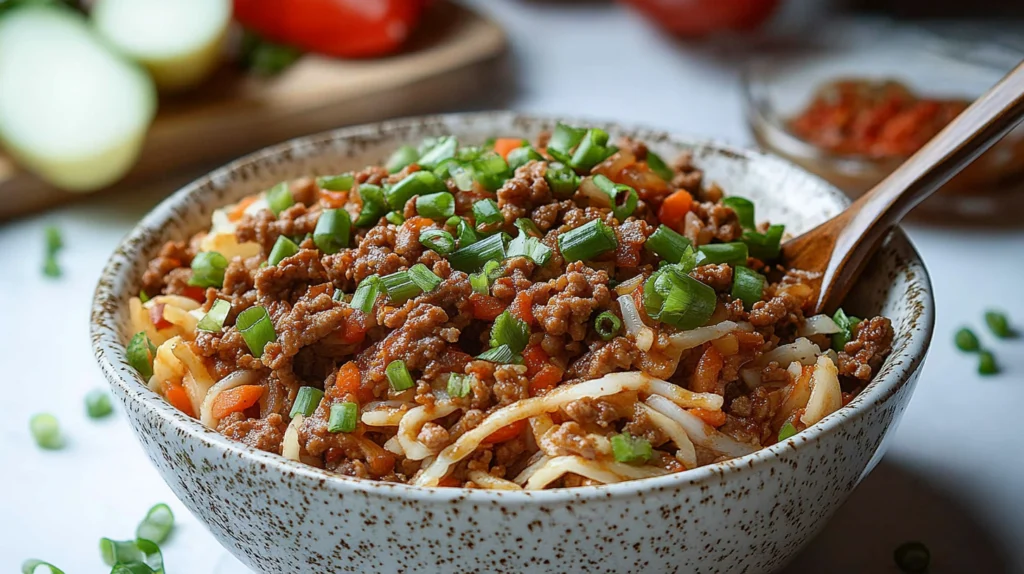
[801,355,842,426]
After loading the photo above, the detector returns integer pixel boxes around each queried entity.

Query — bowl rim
[90,110,935,503]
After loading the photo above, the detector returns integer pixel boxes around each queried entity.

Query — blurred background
[1,0,1022,572]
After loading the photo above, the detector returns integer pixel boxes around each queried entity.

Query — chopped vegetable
[211,385,263,420]
[472,199,503,233]
[544,161,580,198]
[386,171,446,210]
[328,402,358,433]
[313,209,351,254]
[381,263,440,303]
[267,235,300,266]
[492,138,524,160]
[100,537,163,572]
[506,231,552,266]
[645,151,674,181]
[643,264,716,330]
[978,350,998,375]
[611,432,652,464]
[350,275,382,313]
[587,174,638,220]
[558,219,618,262]
[188,251,228,288]
[386,145,419,173]
[742,224,785,261]
[721,196,756,229]
[126,332,156,379]
[658,189,693,229]
[386,360,415,392]
[197,299,231,333]
[830,308,861,352]
[385,211,405,225]
[266,181,294,216]
[355,184,388,226]
[21,559,65,574]
[447,373,471,398]
[984,310,1012,338]
[449,232,508,272]
[420,229,456,255]
[490,310,530,354]
[417,136,457,169]
[236,306,276,358]
[954,327,979,352]
[777,421,797,442]
[893,541,930,573]
[570,128,615,172]
[506,145,543,170]
[290,386,324,417]
[416,192,456,219]
[477,344,522,365]
[135,503,174,544]
[645,224,692,264]
[696,242,748,267]
[546,122,587,163]
[594,311,622,340]
[29,413,62,450]
[731,266,766,309]
[85,389,114,419]
[42,225,62,278]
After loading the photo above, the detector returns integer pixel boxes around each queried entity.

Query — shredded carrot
[437,476,462,487]
[331,361,371,403]
[149,303,172,330]
[484,419,526,444]
[340,309,368,345]
[689,408,727,428]
[529,364,564,397]
[522,344,549,377]
[228,196,258,221]
[403,216,435,233]
[469,293,506,321]
[163,381,195,418]
[181,286,206,303]
[211,385,264,419]
[692,346,724,394]
[510,291,534,324]
[658,189,693,230]
[493,138,524,160]
[319,189,348,209]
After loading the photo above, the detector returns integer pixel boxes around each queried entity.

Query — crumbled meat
[838,316,894,380]
[141,241,192,295]
[690,263,733,292]
[235,203,321,256]
[538,422,597,459]
[219,413,286,453]
[562,397,621,428]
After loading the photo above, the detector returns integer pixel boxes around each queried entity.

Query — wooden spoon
[783,60,1024,314]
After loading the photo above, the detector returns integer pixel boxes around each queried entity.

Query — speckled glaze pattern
[91,112,934,574]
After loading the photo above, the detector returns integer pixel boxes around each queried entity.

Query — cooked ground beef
[838,316,895,380]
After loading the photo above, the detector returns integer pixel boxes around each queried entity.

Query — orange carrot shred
[211,385,264,419]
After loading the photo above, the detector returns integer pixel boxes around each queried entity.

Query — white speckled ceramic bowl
[91,112,934,574]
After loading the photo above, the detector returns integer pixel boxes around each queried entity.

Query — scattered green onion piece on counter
[386,145,419,174]
[456,217,479,247]
[984,310,1012,338]
[570,128,613,172]
[195,297,228,332]
[313,209,351,254]
[355,184,388,226]
[696,242,748,267]
[777,421,798,442]
[507,146,544,170]
[978,350,999,375]
[385,211,405,225]
[29,413,62,450]
[350,275,382,313]
[420,229,456,255]
[381,269,424,304]
[558,219,618,262]
[732,266,766,309]
[417,136,458,169]
[477,344,522,365]
[42,225,62,278]
[643,265,716,331]
[645,151,674,182]
[386,360,415,392]
[506,232,552,266]
[188,251,228,288]
[290,386,324,418]
[126,332,156,379]
[742,224,785,261]
[136,503,174,544]
[645,224,692,264]
[722,196,756,230]
[830,308,861,352]
[490,310,530,354]
[472,198,503,234]
[100,537,163,572]
[416,192,456,219]
[448,232,508,272]
[546,122,586,163]
[236,306,276,358]
[316,173,354,192]
[386,171,446,210]
[21,559,65,574]
[471,152,510,191]
[954,327,980,352]
[138,290,150,304]
[594,311,622,341]
[545,161,580,198]
[447,373,471,398]
[266,182,294,216]
[514,218,542,237]
[590,174,638,220]
[610,432,652,464]
[408,263,442,292]
[893,541,930,573]
[85,389,114,419]
[267,235,300,266]
[328,402,358,433]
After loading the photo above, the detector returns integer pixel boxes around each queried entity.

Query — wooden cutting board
[0,1,506,220]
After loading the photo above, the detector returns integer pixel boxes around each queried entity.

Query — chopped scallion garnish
[456,217,479,247]
[236,306,277,358]
[545,162,580,198]
[696,242,748,267]
[266,182,294,216]
[645,151,674,182]
[506,146,544,170]
[386,360,415,391]
[136,503,174,544]
[731,266,766,309]
[471,152,511,191]
[29,413,62,450]
[417,136,458,169]
[470,272,490,294]
[350,275,382,313]
[100,537,163,571]
[409,263,442,292]
[21,559,65,574]
[448,232,508,272]
[447,373,471,398]
[742,224,784,261]
[386,171,446,210]
[188,251,228,288]
[570,128,614,172]
[42,225,63,278]
[594,311,622,340]
[984,310,1012,338]
[643,264,716,331]
[197,299,231,333]
[514,218,542,238]
[267,235,300,266]
[85,389,114,419]
[610,432,652,464]
[558,219,617,262]
[416,192,456,219]
[355,184,388,226]
[722,196,756,230]
[830,308,861,352]
[381,264,440,303]
[645,224,692,264]
[590,174,638,221]
[476,344,522,364]
[290,386,324,418]
[316,173,354,192]
[777,421,797,442]
[386,211,405,225]
[979,350,999,375]
[313,209,351,254]
[126,332,156,379]
[954,327,979,352]
[506,232,552,266]
[386,144,419,174]
[420,229,456,255]
[490,310,530,354]
[472,198,503,234]
[546,122,586,163]
[328,402,358,433]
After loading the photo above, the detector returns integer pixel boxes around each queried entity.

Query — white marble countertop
[2,1,1022,572]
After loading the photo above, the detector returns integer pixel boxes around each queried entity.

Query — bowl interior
[91,111,933,498]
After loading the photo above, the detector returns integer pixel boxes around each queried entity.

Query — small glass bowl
[742,33,1024,225]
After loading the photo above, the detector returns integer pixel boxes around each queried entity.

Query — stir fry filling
[126,125,894,489]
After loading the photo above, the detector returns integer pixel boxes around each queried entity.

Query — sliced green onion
[490,310,530,354]
[646,151,674,181]
[313,209,351,254]
[100,538,164,571]
[386,144,419,174]
[456,217,478,247]
[386,211,405,225]
[678,245,697,273]
[447,373,471,398]
[266,182,294,216]
[236,306,276,358]
[409,263,442,292]
[267,235,300,266]
[507,146,544,170]
[29,413,62,450]
[448,232,508,272]
[197,299,231,333]
[469,272,490,294]
[545,162,580,198]
[316,173,354,192]
[417,136,458,169]
[188,251,228,288]
[507,232,552,266]
[126,331,156,379]
[558,219,617,262]
[731,266,766,309]
[590,174,637,221]
[570,128,613,172]
[21,559,65,574]
[449,163,475,192]
[696,242,748,267]
[547,122,586,163]
[416,192,456,219]
[514,218,542,238]
[328,402,358,433]
[610,432,652,464]
[355,184,388,226]
[386,171,446,210]
[457,145,486,162]
[381,270,422,304]
[594,311,622,340]
[830,308,861,352]
[350,275,382,313]
[722,196,756,230]
[138,290,150,303]
[893,541,930,573]
[742,224,784,261]
[979,350,999,375]
[471,152,511,191]
[472,198,504,234]
[420,229,456,255]
[446,215,462,227]
[42,225,63,278]
[954,327,980,352]
[777,421,798,442]
[85,389,114,419]
[290,386,324,417]
[136,503,174,544]
[386,360,415,391]
[643,265,716,330]
[984,310,1012,338]
[477,344,522,364]
[645,224,692,264]
[433,157,458,180]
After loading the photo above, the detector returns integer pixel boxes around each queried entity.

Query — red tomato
[620,0,780,37]
[233,0,426,58]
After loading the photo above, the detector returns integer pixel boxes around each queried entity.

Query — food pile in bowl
[123,124,893,490]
